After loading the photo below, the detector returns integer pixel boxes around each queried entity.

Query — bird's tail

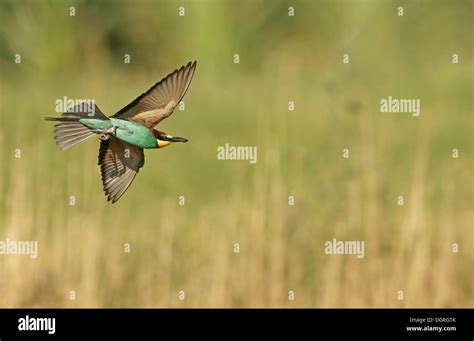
[45,104,109,151]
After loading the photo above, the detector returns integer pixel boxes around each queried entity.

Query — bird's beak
[157,140,171,148]
[161,135,188,143]
[157,135,188,148]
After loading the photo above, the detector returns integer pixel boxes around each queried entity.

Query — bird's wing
[112,61,197,128]
[98,136,145,203]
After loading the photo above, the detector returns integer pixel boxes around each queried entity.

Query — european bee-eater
[46,61,197,203]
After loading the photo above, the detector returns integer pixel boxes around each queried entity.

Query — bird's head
[154,130,188,148]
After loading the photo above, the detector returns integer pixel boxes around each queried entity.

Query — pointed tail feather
[52,122,96,150]
[45,104,109,150]
[45,103,109,122]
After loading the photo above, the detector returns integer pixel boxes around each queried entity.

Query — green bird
[46,61,197,203]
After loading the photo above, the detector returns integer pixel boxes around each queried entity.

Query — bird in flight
[46,61,197,203]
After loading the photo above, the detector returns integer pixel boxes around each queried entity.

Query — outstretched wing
[98,137,145,203]
[112,61,197,128]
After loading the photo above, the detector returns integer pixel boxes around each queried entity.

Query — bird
[46,61,197,203]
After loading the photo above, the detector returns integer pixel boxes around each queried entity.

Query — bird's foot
[98,127,117,141]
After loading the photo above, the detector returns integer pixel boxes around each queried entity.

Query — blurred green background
[0,0,472,307]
